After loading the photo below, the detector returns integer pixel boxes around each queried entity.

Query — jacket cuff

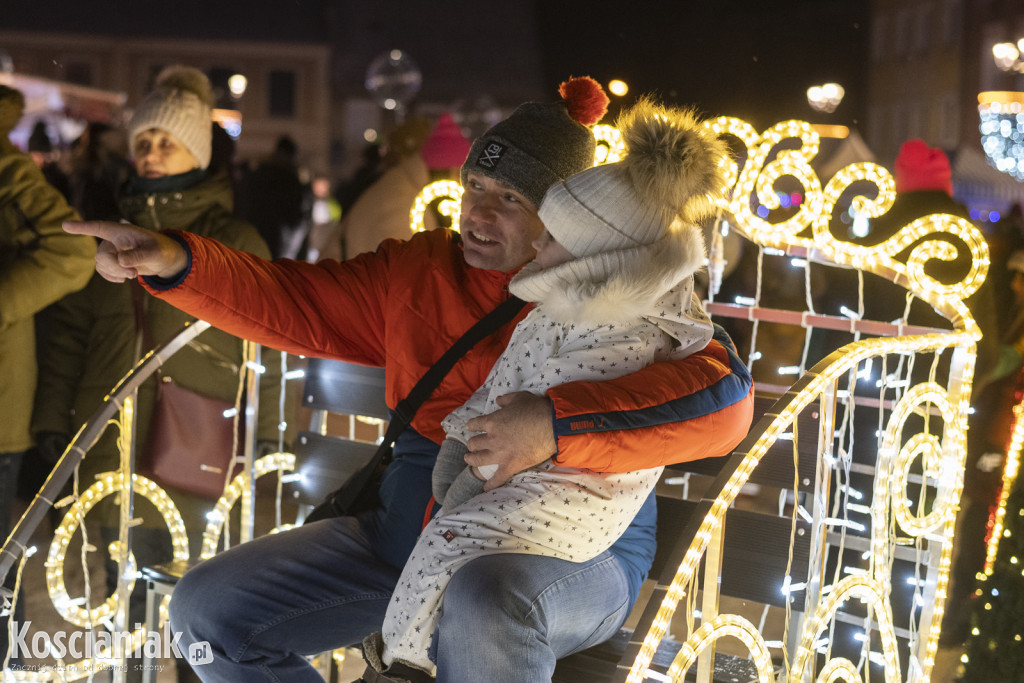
[141,232,192,290]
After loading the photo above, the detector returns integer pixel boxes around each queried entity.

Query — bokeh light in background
[807,82,845,113]
[978,92,1024,181]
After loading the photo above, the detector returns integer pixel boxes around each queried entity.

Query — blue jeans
[169,516,632,682]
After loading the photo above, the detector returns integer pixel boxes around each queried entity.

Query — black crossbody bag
[304,295,527,523]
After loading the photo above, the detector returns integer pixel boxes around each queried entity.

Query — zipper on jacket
[146,195,161,230]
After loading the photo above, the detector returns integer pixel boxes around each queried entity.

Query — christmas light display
[626,117,985,682]
[958,389,1024,678]
[4,115,995,682]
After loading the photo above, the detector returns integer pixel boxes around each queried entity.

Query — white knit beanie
[539,100,728,258]
[129,65,214,169]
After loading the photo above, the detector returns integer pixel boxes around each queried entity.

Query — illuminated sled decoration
[622,118,986,683]
[0,322,294,682]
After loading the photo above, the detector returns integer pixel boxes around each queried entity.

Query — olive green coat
[32,168,294,532]
[0,138,95,453]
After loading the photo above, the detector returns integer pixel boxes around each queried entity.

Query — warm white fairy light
[46,473,188,627]
[791,576,901,682]
[664,614,775,681]
[201,453,295,558]
[410,180,463,234]
[983,398,1024,575]
[27,473,189,682]
[593,123,625,164]
[626,117,981,683]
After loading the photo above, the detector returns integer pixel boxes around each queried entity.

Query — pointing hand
[63,221,188,283]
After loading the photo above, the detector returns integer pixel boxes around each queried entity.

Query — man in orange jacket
[66,79,753,683]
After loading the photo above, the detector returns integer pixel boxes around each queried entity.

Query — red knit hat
[420,113,471,170]
[894,139,953,196]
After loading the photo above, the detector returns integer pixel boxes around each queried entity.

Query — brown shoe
[359,633,435,683]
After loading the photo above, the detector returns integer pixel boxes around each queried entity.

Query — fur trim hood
[510,222,713,354]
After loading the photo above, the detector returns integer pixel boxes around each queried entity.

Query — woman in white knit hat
[31,66,292,683]
[364,99,731,681]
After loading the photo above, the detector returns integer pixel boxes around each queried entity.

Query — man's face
[460,172,545,272]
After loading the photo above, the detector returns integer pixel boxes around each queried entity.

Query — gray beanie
[129,65,214,169]
[461,77,608,207]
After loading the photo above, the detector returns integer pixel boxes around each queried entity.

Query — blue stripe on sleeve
[552,325,752,438]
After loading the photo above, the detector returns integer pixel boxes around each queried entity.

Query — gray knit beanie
[129,65,214,169]
[461,77,608,207]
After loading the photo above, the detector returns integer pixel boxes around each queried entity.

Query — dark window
[146,64,167,93]
[269,70,296,118]
[64,61,93,86]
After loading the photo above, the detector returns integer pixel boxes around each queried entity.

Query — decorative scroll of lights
[39,473,188,679]
[20,454,295,683]
[624,117,986,682]
[408,125,627,235]
[978,91,1024,181]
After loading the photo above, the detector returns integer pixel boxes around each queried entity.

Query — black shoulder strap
[391,294,527,432]
[329,295,526,512]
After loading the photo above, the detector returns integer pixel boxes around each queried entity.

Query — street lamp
[992,39,1024,73]
[807,83,845,113]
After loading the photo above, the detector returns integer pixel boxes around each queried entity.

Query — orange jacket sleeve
[547,327,754,472]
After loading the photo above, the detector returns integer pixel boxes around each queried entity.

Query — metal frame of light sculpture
[624,117,986,683]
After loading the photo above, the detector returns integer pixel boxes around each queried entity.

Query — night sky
[537,0,869,130]
[4,0,870,131]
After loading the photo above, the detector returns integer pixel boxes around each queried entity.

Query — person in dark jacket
[0,84,95,671]
[32,66,294,683]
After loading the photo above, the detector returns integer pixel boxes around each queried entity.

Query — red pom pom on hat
[558,76,609,127]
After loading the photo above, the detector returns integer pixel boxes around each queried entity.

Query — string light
[46,473,188,628]
[983,399,1024,574]
[625,117,983,683]
[409,180,462,234]
[200,453,295,558]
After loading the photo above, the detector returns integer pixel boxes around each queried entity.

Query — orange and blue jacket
[143,228,754,595]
